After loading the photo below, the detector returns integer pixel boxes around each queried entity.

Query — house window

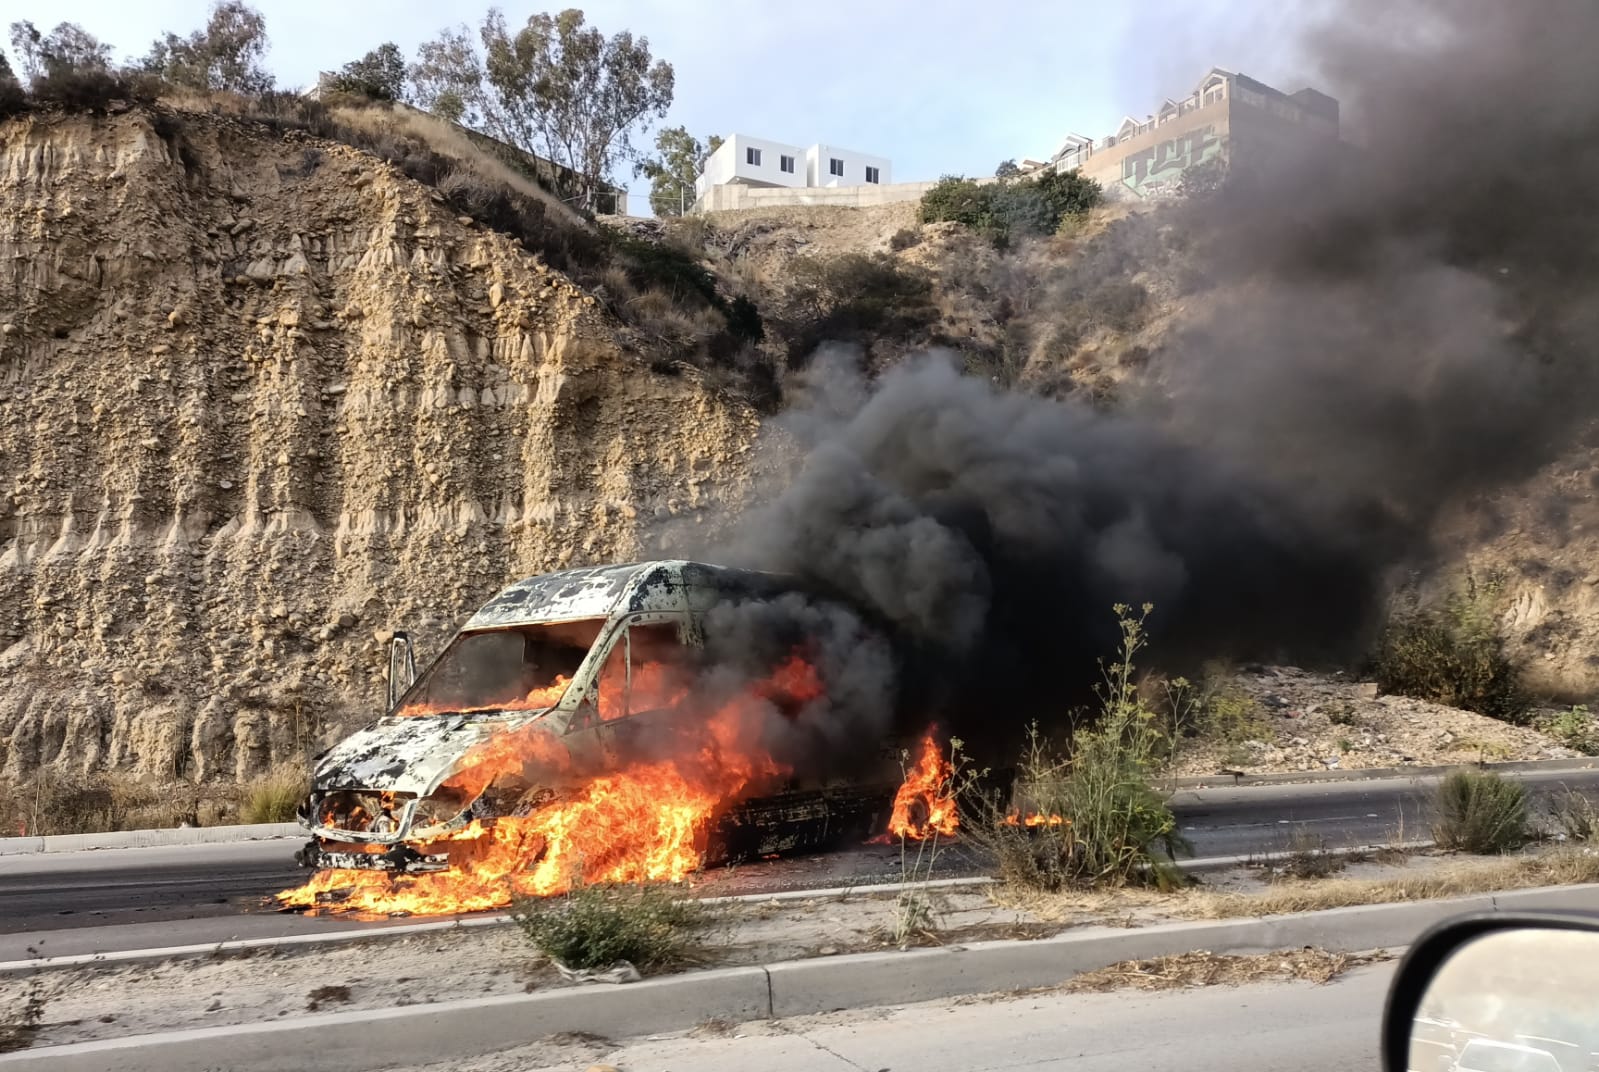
[780,154,795,173]
[829,157,844,177]
[865,166,880,184]
[746,147,762,166]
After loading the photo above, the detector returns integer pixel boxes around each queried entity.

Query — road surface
[3,767,1595,962]
[390,959,1397,1072]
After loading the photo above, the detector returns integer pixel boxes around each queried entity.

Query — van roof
[462,560,800,630]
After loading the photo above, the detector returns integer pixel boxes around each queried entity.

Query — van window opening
[396,620,606,716]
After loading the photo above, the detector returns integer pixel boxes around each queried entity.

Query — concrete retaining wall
[0,823,302,855]
[694,179,942,213]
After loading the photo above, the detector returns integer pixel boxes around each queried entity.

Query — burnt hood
[311,710,547,796]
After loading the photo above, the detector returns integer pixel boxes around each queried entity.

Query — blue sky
[16,1,1325,189]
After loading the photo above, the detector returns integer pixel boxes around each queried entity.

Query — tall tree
[8,21,113,84]
[410,25,479,124]
[637,126,721,215]
[139,1,273,94]
[412,7,674,210]
[328,42,408,101]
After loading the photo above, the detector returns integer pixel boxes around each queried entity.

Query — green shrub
[919,175,995,230]
[918,170,1102,246]
[240,767,307,824]
[513,883,710,971]
[1032,167,1102,218]
[1548,786,1599,843]
[1546,705,1599,755]
[27,67,138,113]
[1375,573,1528,723]
[957,606,1190,891]
[1200,676,1270,748]
[1432,768,1529,853]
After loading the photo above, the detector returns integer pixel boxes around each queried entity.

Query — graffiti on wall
[1119,125,1223,200]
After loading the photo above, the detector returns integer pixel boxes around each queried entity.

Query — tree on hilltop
[138,1,274,94]
[637,126,721,215]
[411,7,674,211]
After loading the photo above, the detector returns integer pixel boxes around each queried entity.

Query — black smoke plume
[689,0,1599,770]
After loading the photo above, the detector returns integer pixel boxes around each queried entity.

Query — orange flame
[1003,812,1068,828]
[395,675,576,719]
[885,731,959,841]
[276,655,814,917]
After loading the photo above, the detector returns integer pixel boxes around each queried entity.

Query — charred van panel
[463,563,645,629]
[313,712,544,795]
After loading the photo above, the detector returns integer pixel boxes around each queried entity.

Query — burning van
[293,560,904,878]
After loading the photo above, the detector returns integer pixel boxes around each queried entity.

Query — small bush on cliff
[784,252,936,367]
[25,67,138,113]
[919,170,1102,245]
[919,175,997,232]
[1375,572,1528,724]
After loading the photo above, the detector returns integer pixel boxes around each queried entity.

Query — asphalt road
[4,767,1598,962]
[391,958,1397,1072]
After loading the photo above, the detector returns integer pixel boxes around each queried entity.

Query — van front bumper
[294,838,450,874]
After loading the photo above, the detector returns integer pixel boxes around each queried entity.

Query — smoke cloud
[688,0,1599,766]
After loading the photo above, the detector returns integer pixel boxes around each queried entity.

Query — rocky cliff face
[0,109,759,782]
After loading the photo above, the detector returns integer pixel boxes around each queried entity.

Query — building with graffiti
[1040,68,1339,201]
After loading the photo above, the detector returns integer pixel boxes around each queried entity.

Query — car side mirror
[1384,912,1599,1072]
[387,631,417,711]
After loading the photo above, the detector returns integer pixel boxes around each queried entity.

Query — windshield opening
[395,619,606,717]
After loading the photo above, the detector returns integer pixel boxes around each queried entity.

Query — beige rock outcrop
[0,110,759,781]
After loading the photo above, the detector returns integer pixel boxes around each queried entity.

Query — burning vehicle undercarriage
[278,561,955,916]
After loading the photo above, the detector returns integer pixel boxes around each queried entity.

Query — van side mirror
[1384,913,1599,1072]
[387,631,417,711]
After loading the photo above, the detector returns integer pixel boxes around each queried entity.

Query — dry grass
[989,883,1174,923]
[997,846,1599,925]
[0,773,238,836]
[1188,849,1599,919]
[1267,831,1349,883]
[1062,947,1393,993]
[239,767,308,824]
[313,103,584,227]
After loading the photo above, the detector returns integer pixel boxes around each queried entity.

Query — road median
[7,882,1595,1072]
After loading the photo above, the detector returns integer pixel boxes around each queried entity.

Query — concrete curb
[8,883,1596,1072]
[0,823,302,856]
[1169,755,1599,789]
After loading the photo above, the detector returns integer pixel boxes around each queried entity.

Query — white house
[805,144,891,188]
[695,135,892,200]
[695,135,809,199]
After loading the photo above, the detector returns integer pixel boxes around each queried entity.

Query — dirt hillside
[0,108,759,782]
[3,107,1591,789]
